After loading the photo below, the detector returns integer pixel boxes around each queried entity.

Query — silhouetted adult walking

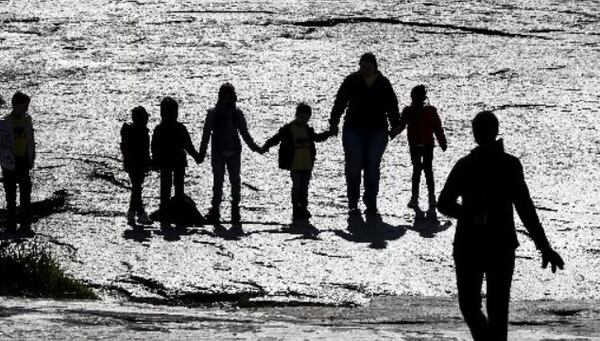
[199,83,261,223]
[328,52,400,218]
[437,111,564,341]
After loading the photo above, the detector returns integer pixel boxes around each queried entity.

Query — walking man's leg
[486,252,515,341]
[455,254,490,341]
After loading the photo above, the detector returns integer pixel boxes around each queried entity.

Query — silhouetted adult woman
[328,53,400,218]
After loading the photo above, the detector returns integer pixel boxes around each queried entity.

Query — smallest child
[120,106,152,226]
[261,103,332,223]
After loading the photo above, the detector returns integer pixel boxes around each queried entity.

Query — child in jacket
[120,106,152,225]
[151,97,201,227]
[261,103,332,222]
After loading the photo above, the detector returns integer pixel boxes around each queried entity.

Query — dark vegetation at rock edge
[0,242,96,299]
[0,189,96,299]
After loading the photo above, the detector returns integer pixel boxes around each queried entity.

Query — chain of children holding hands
[3,52,564,341]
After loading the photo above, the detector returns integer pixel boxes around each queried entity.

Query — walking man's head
[160,97,178,122]
[410,85,427,107]
[472,111,499,146]
[359,52,377,76]
[295,102,312,125]
[218,82,237,106]
[12,91,30,115]
[131,106,149,127]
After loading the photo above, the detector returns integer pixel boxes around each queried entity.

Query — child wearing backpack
[120,106,153,226]
[260,103,332,223]
[151,97,201,227]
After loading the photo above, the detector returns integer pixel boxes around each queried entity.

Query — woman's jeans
[342,127,388,211]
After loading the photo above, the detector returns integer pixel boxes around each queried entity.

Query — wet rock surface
[0,0,599,338]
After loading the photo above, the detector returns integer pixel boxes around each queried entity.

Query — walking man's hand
[542,248,565,273]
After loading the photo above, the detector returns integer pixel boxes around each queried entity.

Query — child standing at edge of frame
[120,106,152,226]
[260,103,333,224]
[390,85,447,215]
[0,91,35,233]
[152,97,201,228]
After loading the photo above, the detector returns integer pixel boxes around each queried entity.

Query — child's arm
[120,124,130,164]
[261,130,282,154]
[150,127,160,169]
[389,107,408,140]
[237,110,261,153]
[311,128,331,143]
[182,125,200,162]
[198,110,214,162]
[432,108,447,151]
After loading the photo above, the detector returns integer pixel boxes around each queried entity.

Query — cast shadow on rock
[123,225,152,243]
[0,190,68,240]
[214,223,245,240]
[281,220,320,240]
[334,214,408,249]
[149,194,206,228]
[407,208,452,238]
[156,225,197,242]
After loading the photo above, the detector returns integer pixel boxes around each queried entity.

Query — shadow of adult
[334,214,407,249]
[407,208,452,238]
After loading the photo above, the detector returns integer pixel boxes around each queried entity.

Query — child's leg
[174,167,185,198]
[422,145,435,204]
[409,145,424,200]
[226,153,241,221]
[128,171,144,214]
[2,167,17,229]
[300,170,312,216]
[17,168,32,227]
[159,168,172,213]
[210,153,226,213]
[290,170,301,219]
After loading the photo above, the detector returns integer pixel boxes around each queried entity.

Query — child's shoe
[137,210,153,225]
[428,194,437,208]
[407,196,419,209]
[205,208,220,224]
[127,210,136,226]
[231,205,241,224]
